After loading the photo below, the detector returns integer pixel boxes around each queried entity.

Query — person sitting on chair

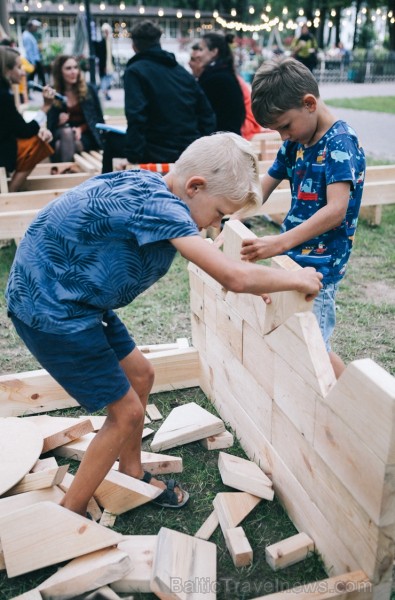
[47,55,104,162]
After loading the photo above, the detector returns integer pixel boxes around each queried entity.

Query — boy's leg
[313,282,345,379]
[60,381,145,516]
[60,346,184,515]
[117,348,185,503]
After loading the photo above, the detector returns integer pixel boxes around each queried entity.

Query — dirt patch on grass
[361,281,395,305]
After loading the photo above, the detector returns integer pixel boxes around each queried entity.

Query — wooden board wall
[189,220,395,600]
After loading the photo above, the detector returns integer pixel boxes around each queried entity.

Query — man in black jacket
[102,21,216,173]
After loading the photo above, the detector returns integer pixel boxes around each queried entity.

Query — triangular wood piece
[3,463,69,497]
[84,586,123,600]
[151,402,225,452]
[27,415,94,452]
[265,312,336,397]
[38,547,132,599]
[31,457,58,472]
[213,492,261,529]
[0,487,64,519]
[0,417,43,496]
[0,501,122,577]
[218,452,274,500]
[150,527,216,600]
[112,535,157,594]
[93,470,163,515]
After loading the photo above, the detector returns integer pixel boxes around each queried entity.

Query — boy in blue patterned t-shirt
[6,132,323,517]
[242,57,366,378]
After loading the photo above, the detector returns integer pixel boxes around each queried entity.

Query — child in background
[7,132,322,516]
[242,57,366,378]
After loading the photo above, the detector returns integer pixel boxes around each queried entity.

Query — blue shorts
[312,282,339,352]
[10,310,136,413]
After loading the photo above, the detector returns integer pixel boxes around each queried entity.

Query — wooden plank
[222,220,311,335]
[58,472,102,522]
[10,590,42,599]
[0,417,43,496]
[150,527,216,600]
[250,570,372,599]
[322,358,395,465]
[0,347,199,417]
[218,451,274,500]
[0,166,8,194]
[145,404,163,421]
[31,457,58,472]
[0,501,123,577]
[0,189,64,211]
[314,401,395,527]
[213,492,261,530]
[0,369,79,417]
[38,547,132,600]
[83,586,123,599]
[22,172,91,191]
[112,535,157,593]
[200,430,234,450]
[3,464,69,496]
[93,469,163,515]
[73,153,98,173]
[27,415,94,452]
[265,532,315,570]
[194,510,219,540]
[0,487,64,519]
[224,526,253,567]
[150,402,225,452]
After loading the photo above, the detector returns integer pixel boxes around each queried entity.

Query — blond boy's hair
[252,57,320,127]
[171,132,262,216]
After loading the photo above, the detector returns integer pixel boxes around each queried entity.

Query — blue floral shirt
[6,169,199,333]
[269,120,366,283]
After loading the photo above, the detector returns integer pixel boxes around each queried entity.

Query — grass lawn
[325,96,395,114]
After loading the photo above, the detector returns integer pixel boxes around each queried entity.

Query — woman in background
[0,46,54,192]
[47,55,104,162]
[198,32,245,135]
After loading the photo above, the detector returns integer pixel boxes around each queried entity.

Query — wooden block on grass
[112,535,157,594]
[38,547,132,600]
[100,510,117,528]
[224,526,253,567]
[27,415,94,452]
[3,463,69,496]
[0,501,122,577]
[150,527,216,600]
[265,532,315,571]
[93,469,163,515]
[151,402,225,452]
[146,404,163,421]
[213,492,261,530]
[200,430,234,450]
[218,452,274,500]
[0,417,43,496]
[194,510,219,540]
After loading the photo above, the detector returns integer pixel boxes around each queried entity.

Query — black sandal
[141,471,190,508]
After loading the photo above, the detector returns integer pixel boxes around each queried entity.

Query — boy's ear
[303,94,318,111]
[185,176,206,197]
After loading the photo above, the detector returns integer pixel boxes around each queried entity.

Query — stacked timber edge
[189,219,395,600]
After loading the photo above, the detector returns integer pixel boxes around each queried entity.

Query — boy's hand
[296,267,323,301]
[241,236,283,261]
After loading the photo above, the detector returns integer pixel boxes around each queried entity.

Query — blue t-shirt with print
[268,120,366,284]
[6,169,199,333]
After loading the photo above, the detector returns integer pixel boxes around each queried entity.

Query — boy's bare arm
[171,234,322,301]
[261,173,281,204]
[241,181,351,261]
